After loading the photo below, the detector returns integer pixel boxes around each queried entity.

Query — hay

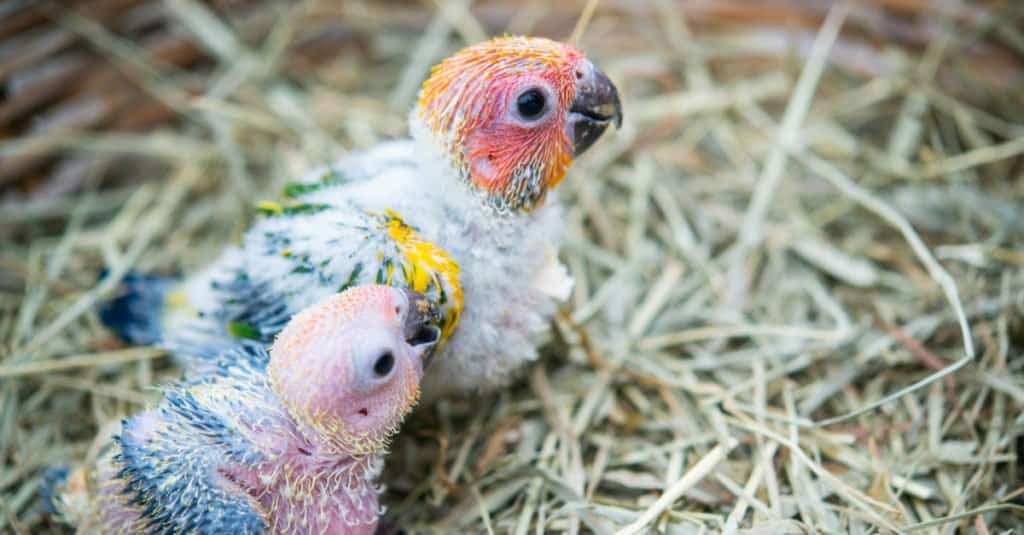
[3,0,1023,533]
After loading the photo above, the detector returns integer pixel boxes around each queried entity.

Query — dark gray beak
[567,60,623,156]
[400,289,442,369]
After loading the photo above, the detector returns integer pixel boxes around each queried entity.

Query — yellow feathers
[378,209,463,343]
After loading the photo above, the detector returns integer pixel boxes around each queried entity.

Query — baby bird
[52,285,441,534]
[102,36,622,398]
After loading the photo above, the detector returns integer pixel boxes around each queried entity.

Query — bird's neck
[283,412,374,463]
[247,438,383,533]
[408,109,554,215]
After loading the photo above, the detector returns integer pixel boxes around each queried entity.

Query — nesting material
[2,1,1023,533]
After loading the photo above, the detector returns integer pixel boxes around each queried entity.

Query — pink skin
[268,286,430,455]
[418,36,622,211]
[417,37,583,210]
[92,453,151,533]
[89,286,434,535]
[244,286,431,533]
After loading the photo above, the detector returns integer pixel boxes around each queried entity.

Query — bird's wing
[178,203,462,358]
[163,141,462,371]
[190,206,389,345]
[115,345,276,535]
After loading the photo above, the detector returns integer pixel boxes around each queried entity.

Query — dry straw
[1,0,1023,533]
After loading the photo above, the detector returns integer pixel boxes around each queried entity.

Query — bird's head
[268,285,441,456]
[415,35,622,213]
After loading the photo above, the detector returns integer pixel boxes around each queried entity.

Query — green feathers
[227,321,261,340]
[281,169,348,199]
[256,169,349,217]
[255,201,329,217]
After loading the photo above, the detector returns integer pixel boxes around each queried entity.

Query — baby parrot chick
[55,285,441,534]
[102,35,623,398]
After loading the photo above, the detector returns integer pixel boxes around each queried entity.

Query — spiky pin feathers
[100,35,622,399]
[55,285,441,535]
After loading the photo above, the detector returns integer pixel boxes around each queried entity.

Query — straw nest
[2,1,1023,533]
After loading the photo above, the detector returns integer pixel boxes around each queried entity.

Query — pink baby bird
[52,285,441,534]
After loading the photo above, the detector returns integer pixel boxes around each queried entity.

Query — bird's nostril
[408,326,440,347]
[357,408,369,417]
[575,70,584,80]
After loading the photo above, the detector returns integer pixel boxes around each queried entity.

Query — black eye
[516,89,546,120]
[373,351,394,377]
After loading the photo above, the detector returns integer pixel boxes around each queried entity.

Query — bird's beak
[567,59,623,157]
[400,289,442,369]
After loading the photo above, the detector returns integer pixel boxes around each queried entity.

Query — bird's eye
[373,351,395,377]
[516,89,546,120]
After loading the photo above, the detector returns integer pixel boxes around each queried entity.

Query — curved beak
[567,60,623,157]
[400,289,442,369]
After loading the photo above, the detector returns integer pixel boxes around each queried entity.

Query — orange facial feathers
[417,36,585,212]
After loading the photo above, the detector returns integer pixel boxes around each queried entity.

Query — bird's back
[172,142,463,360]
[173,139,569,396]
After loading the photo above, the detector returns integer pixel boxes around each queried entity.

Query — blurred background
[1,0,1023,533]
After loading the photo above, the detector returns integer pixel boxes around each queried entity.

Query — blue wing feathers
[116,413,266,535]
[39,464,70,514]
[98,272,177,344]
[114,346,273,534]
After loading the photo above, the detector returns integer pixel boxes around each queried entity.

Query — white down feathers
[178,121,571,398]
